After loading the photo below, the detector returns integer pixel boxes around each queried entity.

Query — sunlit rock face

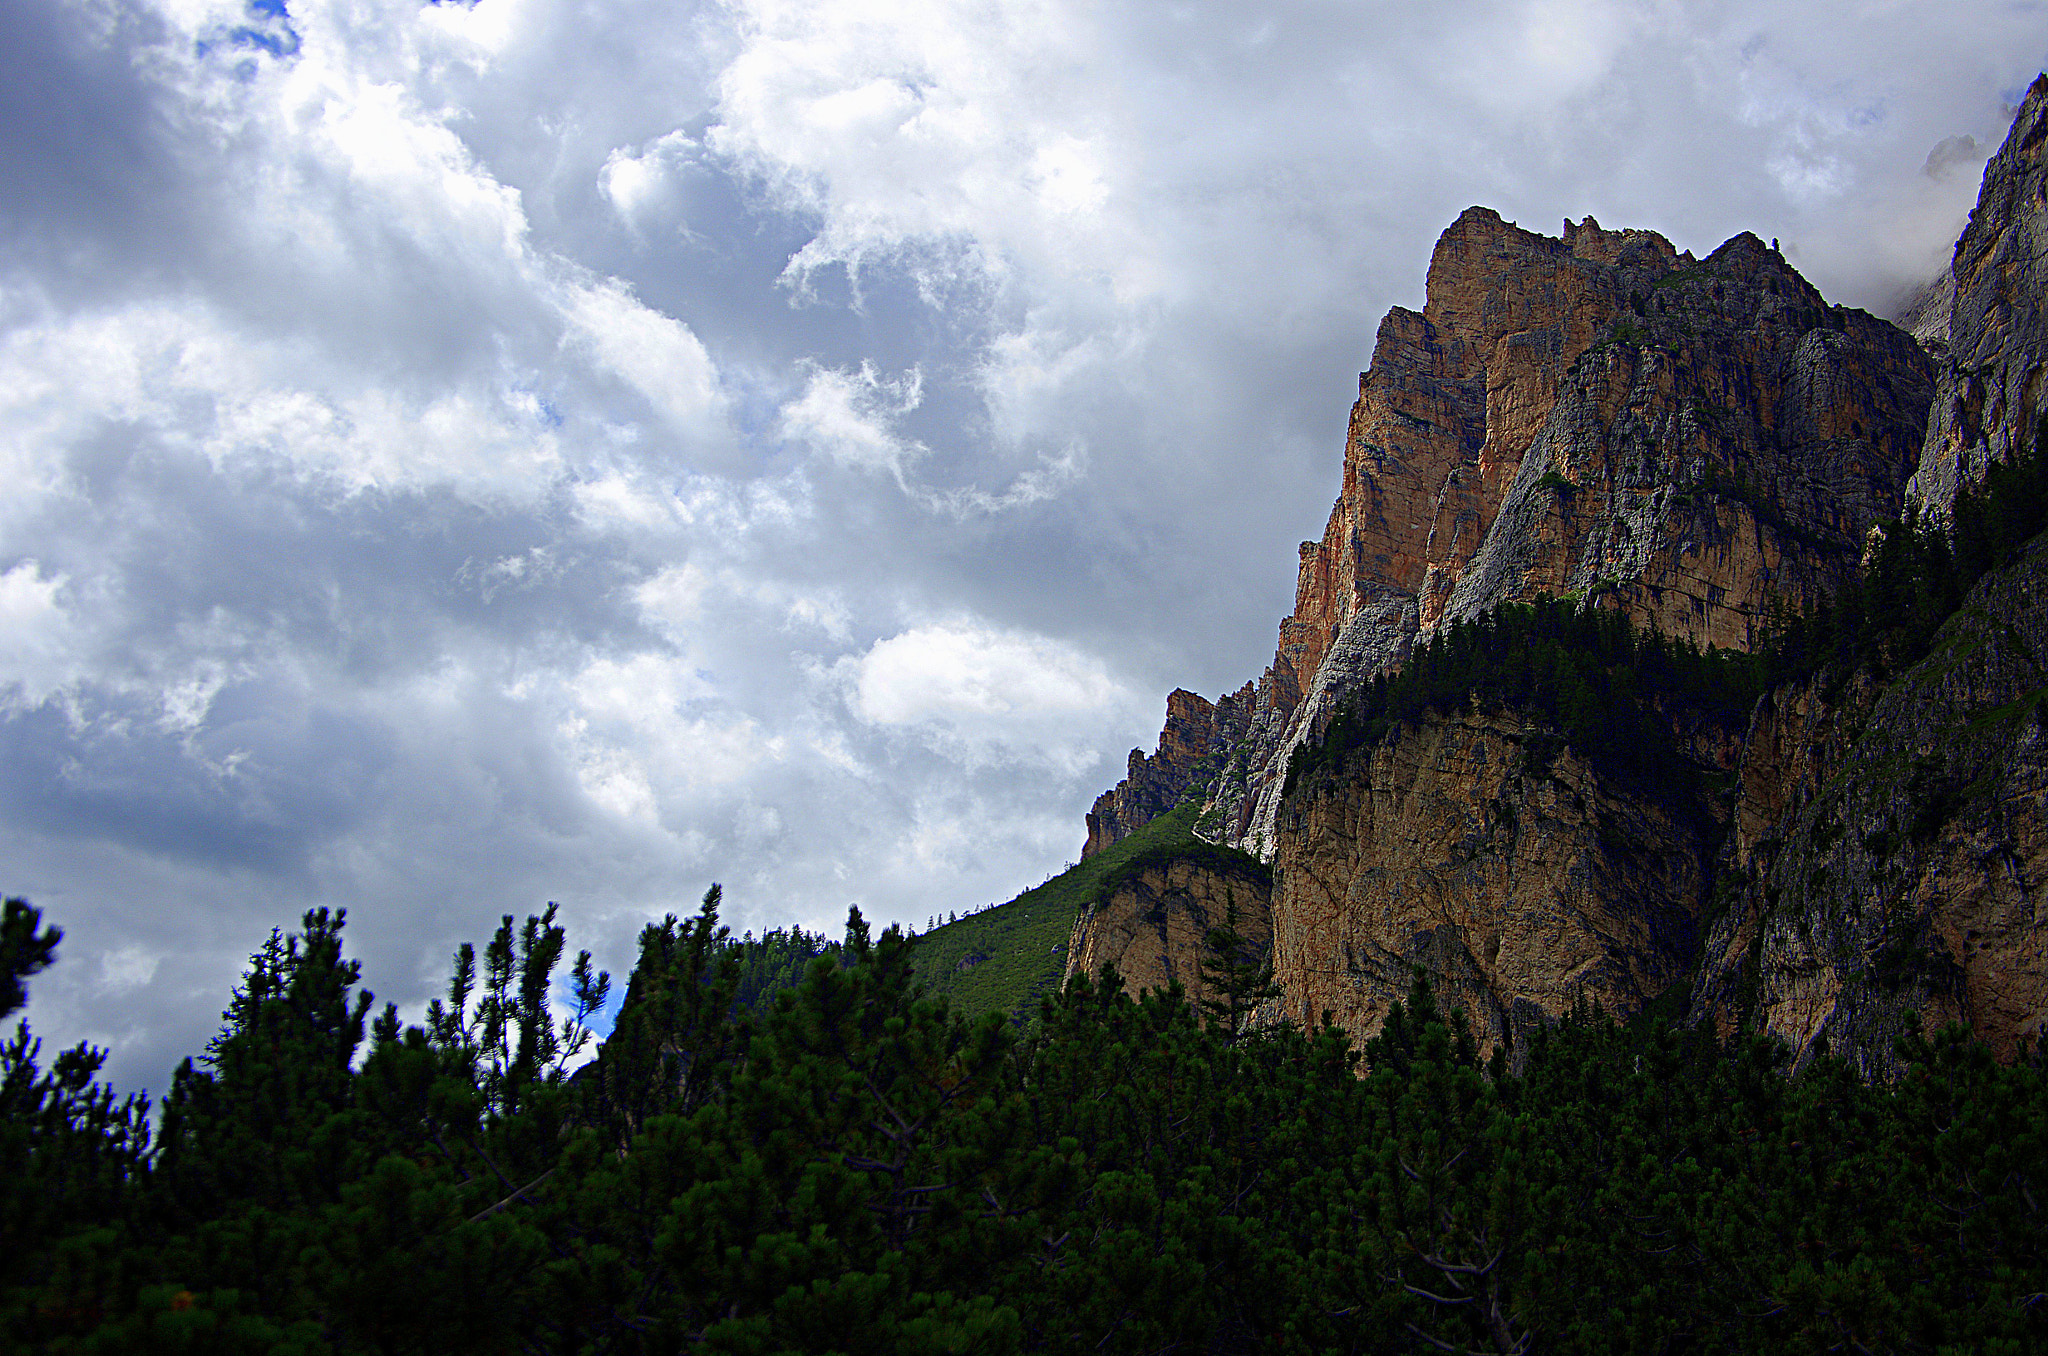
[1909,74,2048,519]
[1443,231,1933,650]
[1260,520,2048,1076]
[1063,854,1271,1015]
[1098,203,1930,864]
[1269,708,1729,1062]
[1075,83,2048,1072]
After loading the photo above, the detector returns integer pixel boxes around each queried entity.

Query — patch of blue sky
[512,389,565,428]
[195,0,301,67]
[554,967,615,1041]
[725,379,791,448]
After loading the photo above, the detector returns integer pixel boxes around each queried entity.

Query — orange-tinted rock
[1082,686,1253,857]
[1447,233,1933,650]
[1270,709,1721,1058]
[1063,853,1272,1019]
[1188,211,1930,861]
[1074,86,2048,1076]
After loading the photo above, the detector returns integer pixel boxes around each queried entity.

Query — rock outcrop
[1689,535,2048,1075]
[1207,210,1705,858]
[1442,234,1932,648]
[1909,74,2048,517]
[1270,705,1736,1059]
[1082,686,1252,857]
[1097,207,1930,866]
[1070,76,2048,1071]
[1064,852,1273,1014]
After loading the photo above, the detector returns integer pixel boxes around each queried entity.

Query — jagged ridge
[1072,75,2048,1073]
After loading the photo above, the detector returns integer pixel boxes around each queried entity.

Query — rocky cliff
[1082,686,1251,857]
[1074,75,2048,1071]
[1909,74,2048,517]
[1269,707,1727,1057]
[1063,849,1272,1014]
[1090,202,1932,866]
[1690,535,2048,1075]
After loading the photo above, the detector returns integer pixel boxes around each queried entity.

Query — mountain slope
[910,802,1205,1019]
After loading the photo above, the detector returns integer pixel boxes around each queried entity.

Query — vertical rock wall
[1063,854,1273,1016]
[1077,80,2048,1069]
[1690,536,2048,1076]
[1909,74,2048,517]
[1178,211,1929,864]
[1270,710,1727,1058]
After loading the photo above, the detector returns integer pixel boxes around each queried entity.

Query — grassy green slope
[909,803,1202,1020]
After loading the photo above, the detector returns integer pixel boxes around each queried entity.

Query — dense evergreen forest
[6,881,2048,1354]
[11,428,2048,1354]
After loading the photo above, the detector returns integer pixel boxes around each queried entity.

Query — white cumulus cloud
[839,620,1136,771]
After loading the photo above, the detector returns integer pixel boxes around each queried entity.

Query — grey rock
[1908,74,2048,518]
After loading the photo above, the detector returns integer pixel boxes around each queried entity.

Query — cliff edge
[1076,76,2048,1070]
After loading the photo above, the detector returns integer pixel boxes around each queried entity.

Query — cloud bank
[4,0,2041,1091]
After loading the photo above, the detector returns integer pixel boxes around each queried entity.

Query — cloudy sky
[4,0,2042,1091]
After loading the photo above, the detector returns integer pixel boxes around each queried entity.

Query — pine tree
[0,900,153,1348]
[1195,890,1279,1043]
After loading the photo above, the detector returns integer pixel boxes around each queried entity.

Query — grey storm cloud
[0,0,184,293]
[3,0,2044,1094]
[1923,133,1985,179]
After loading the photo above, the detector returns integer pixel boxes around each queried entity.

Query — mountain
[1070,75,2048,1076]
[1907,73,2048,518]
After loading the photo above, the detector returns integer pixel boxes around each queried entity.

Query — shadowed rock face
[1690,534,2048,1077]
[1910,73,2048,518]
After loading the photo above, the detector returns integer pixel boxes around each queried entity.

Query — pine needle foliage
[1284,596,1761,800]
[6,892,2048,1352]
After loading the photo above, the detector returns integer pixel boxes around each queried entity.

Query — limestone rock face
[1909,75,2048,517]
[1199,211,1706,856]
[1063,855,1273,1013]
[1269,710,1725,1058]
[1083,686,1252,858]
[1153,208,1929,863]
[1690,535,2048,1076]
[1446,233,1932,651]
[1894,268,1956,352]
[1070,85,2048,1070]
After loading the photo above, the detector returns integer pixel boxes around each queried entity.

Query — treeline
[1286,418,2048,803]
[8,891,2048,1353]
[1285,598,1762,798]
[725,924,842,1013]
